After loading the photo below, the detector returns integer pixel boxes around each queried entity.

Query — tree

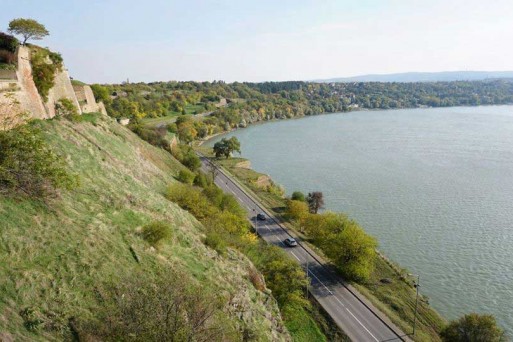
[207,160,219,181]
[213,137,241,159]
[286,200,309,233]
[307,191,324,214]
[291,191,306,202]
[440,313,506,342]
[8,18,49,45]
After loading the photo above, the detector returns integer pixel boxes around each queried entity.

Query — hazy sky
[3,0,513,83]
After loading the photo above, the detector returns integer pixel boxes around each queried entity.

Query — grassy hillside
[0,114,289,341]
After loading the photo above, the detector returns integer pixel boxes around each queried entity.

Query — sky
[3,0,513,83]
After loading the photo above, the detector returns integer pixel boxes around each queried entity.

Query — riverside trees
[213,137,241,159]
[286,200,377,282]
[440,313,506,342]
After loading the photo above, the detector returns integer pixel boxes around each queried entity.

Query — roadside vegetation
[166,180,332,341]
[198,148,448,341]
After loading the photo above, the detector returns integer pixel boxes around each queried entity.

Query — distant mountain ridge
[315,71,513,83]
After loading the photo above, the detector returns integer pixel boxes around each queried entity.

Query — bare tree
[207,160,219,182]
[307,191,325,214]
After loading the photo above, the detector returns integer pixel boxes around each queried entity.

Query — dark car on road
[256,213,266,220]
[284,238,298,247]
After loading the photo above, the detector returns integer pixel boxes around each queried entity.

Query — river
[207,105,513,332]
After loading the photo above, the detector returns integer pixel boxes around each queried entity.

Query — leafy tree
[90,84,112,105]
[0,123,77,198]
[440,313,506,342]
[307,191,324,214]
[8,18,49,45]
[291,190,306,202]
[213,137,241,159]
[286,199,309,232]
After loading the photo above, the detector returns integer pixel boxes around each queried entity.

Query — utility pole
[305,259,310,298]
[253,209,258,235]
[409,273,421,337]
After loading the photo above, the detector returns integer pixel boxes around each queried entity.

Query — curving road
[199,156,410,342]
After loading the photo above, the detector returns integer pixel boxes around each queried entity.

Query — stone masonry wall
[14,46,47,119]
[45,66,82,117]
[72,85,107,115]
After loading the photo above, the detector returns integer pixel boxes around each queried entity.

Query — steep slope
[0,114,289,341]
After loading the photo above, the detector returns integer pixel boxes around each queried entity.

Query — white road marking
[209,162,384,342]
[290,251,301,261]
[345,308,379,342]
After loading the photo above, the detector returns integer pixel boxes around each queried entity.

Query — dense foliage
[213,137,241,158]
[0,32,19,67]
[287,200,377,281]
[8,18,49,45]
[166,180,325,339]
[30,47,63,101]
[0,122,77,198]
[97,80,513,132]
[440,313,506,342]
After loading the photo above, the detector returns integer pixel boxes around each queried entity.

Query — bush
[194,171,210,188]
[0,32,19,53]
[55,98,78,117]
[0,123,78,198]
[77,272,237,341]
[177,169,195,184]
[140,221,172,247]
[30,48,63,102]
[440,313,506,342]
[291,191,306,202]
[0,50,16,64]
[204,231,227,255]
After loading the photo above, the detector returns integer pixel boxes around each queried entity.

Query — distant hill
[316,71,513,83]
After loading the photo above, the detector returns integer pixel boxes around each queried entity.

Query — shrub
[440,313,506,342]
[140,221,172,247]
[0,32,19,53]
[291,191,306,202]
[194,171,210,188]
[0,50,16,64]
[30,48,63,102]
[55,98,78,117]
[77,272,237,341]
[177,169,195,184]
[0,123,78,198]
[204,231,227,255]
[248,266,265,292]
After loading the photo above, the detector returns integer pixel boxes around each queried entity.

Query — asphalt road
[200,156,411,342]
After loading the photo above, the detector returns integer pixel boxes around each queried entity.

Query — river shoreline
[199,105,513,334]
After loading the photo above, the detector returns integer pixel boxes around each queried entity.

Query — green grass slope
[0,115,289,341]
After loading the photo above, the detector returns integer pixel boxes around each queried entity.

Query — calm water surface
[208,106,513,331]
